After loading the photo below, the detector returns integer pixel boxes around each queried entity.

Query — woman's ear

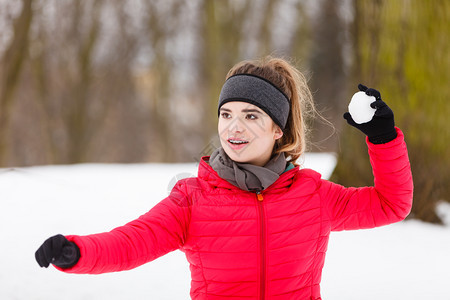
[274,126,283,140]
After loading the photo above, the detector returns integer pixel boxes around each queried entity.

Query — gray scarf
[209,147,287,192]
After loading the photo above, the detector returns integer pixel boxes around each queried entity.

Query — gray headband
[218,74,291,130]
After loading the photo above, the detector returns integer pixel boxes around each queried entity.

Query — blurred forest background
[0,0,448,223]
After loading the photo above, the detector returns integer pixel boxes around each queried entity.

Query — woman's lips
[227,139,249,150]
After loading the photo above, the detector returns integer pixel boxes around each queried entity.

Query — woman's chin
[225,151,245,161]
[223,148,248,162]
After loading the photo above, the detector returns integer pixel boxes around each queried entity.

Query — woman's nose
[229,118,246,133]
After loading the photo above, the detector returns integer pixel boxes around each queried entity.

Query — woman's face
[218,101,283,166]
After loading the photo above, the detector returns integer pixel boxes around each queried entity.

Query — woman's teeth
[229,139,249,144]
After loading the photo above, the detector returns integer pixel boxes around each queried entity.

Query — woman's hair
[226,56,318,167]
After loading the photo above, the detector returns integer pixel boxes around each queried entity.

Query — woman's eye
[221,112,231,119]
[246,114,257,120]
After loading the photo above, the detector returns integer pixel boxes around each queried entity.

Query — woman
[35,56,413,299]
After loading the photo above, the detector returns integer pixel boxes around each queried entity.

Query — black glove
[344,84,397,144]
[35,234,80,269]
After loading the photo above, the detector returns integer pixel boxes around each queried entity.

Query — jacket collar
[198,156,299,192]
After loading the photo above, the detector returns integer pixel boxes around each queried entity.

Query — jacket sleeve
[55,180,191,274]
[320,127,413,231]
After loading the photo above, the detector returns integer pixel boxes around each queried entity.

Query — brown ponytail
[226,56,317,166]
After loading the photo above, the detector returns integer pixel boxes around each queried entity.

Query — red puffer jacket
[58,128,413,299]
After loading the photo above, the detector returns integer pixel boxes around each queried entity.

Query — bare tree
[0,0,33,165]
[308,0,348,152]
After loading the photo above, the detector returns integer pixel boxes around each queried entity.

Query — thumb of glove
[343,112,358,127]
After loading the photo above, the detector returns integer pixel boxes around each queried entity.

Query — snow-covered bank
[1,153,449,299]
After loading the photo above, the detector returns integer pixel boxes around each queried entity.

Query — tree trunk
[0,0,33,165]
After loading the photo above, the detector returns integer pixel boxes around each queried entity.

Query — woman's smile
[227,138,249,150]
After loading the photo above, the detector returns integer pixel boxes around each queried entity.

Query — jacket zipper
[256,190,266,300]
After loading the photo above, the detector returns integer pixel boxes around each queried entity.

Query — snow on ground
[0,153,449,299]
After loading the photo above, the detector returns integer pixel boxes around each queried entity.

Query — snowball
[348,91,377,124]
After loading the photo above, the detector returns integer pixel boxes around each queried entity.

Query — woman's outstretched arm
[39,180,191,274]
